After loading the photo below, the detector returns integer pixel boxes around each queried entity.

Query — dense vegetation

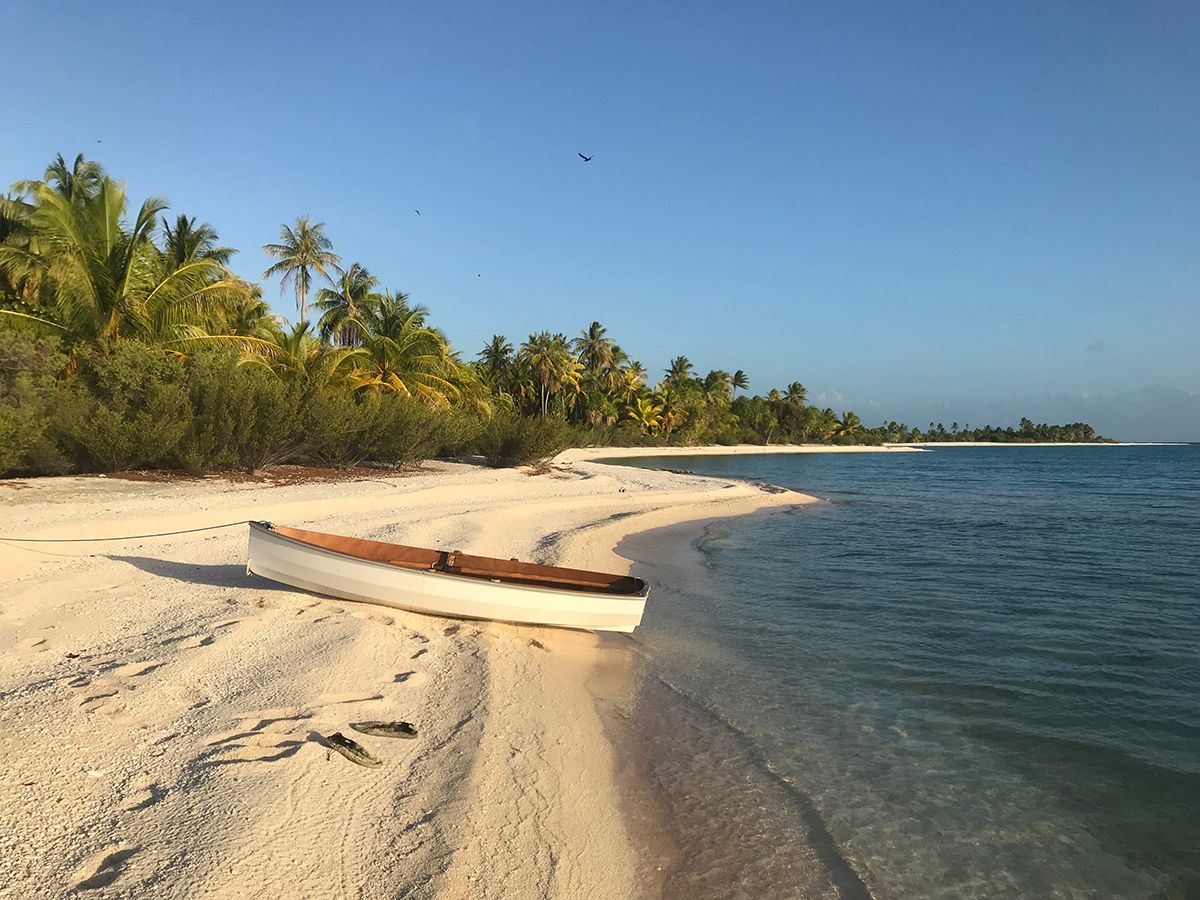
[0,155,1108,477]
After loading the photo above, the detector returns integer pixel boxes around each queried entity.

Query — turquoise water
[615,446,1200,899]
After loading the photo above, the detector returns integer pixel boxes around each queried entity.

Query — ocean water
[611,446,1200,899]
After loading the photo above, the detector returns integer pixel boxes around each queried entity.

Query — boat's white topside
[246,523,648,633]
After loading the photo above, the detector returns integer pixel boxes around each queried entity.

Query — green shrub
[0,402,39,474]
[476,413,572,468]
[360,395,443,467]
[172,354,485,472]
[298,386,370,467]
[566,423,657,448]
[175,353,307,472]
[55,343,191,471]
[431,407,487,459]
[218,366,306,472]
[0,330,66,476]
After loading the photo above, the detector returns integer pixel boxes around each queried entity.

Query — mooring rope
[0,520,257,543]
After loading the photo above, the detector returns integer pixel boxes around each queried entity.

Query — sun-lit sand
[0,450,817,898]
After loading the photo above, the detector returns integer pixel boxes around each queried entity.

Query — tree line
[0,154,1107,477]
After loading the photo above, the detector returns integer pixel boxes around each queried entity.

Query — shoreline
[0,454,816,897]
[886,440,1181,447]
[562,443,925,461]
[601,514,874,899]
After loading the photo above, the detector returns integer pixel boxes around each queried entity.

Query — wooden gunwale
[264,524,646,597]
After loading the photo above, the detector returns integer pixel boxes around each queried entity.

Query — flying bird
[578,153,593,162]
[414,209,420,215]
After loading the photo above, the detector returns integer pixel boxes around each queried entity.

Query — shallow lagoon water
[615,445,1200,898]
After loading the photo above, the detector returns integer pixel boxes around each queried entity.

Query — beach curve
[0,450,818,899]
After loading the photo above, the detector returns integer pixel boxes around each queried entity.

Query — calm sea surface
[612,446,1199,899]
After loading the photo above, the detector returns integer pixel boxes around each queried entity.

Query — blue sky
[4,1,1198,439]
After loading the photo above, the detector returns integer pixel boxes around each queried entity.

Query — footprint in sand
[19,636,49,652]
[77,680,121,711]
[200,709,317,766]
[390,670,428,688]
[79,691,119,711]
[411,648,428,660]
[74,658,161,712]
[122,778,166,811]
[203,708,311,747]
[114,660,164,678]
[73,845,139,890]
[348,609,395,627]
[179,633,214,649]
[443,624,461,636]
[205,736,309,765]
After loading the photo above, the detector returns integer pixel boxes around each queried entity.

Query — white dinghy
[246,521,649,632]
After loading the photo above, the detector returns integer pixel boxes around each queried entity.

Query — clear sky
[4,1,1198,439]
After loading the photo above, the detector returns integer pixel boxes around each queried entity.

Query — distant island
[0,155,1109,479]
[881,419,1107,444]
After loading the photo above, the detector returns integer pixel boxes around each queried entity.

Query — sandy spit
[0,451,815,899]
[562,443,925,460]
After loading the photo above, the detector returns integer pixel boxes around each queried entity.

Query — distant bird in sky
[578,153,592,162]
[96,139,102,143]
[414,209,420,215]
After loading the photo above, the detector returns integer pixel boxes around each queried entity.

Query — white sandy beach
[0,449,836,899]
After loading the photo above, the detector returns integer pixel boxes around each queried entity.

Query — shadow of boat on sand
[106,555,293,592]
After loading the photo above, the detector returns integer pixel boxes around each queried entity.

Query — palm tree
[0,171,247,345]
[220,286,277,338]
[665,355,693,383]
[626,396,664,434]
[478,334,514,383]
[573,321,615,376]
[161,215,234,270]
[655,384,688,436]
[731,369,749,394]
[14,153,103,205]
[239,319,361,384]
[262,216,340,323]
[829,411,863,441]
[520,331,583,416]
[315,263,379,346]
[345,292,462,404]
[0,194,37,306]
[616,366,644,403]
[702,370,732,402]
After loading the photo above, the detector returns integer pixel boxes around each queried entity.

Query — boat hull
[246,524,647,632]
